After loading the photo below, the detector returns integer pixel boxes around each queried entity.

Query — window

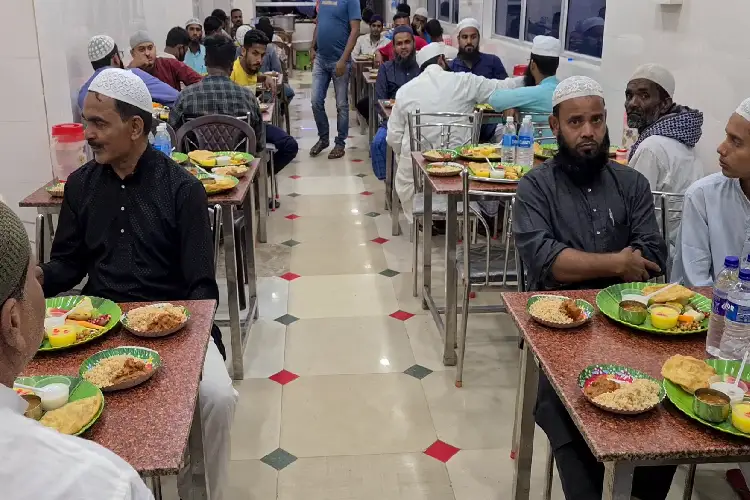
[493,0,606,58]
[432,0,458,24]
[255,2,317,20]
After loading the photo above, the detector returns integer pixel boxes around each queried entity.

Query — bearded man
[513,76,673,500]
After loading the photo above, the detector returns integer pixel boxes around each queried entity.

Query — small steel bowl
[22,394,43,420]
[693,388,731,423]
[618,300,648,325]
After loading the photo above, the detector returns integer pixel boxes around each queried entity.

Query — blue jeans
[311,58,351,147]
[371,125,388,180]
[266,124,299,172]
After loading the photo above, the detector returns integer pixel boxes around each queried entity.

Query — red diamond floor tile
[279,272,301,281]
[269,370,300,385]
[424,440,460,463]
[360,191,373,196]
[371,237,389,244]
[289,175,301,179]
[352,159,364,163]
[389,310,415,321]
[285,214,301,220]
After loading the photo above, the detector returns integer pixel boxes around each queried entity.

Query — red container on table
[513,64,528,76]
[51,123,86,182]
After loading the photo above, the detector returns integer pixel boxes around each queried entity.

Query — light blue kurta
[487,75,559,126]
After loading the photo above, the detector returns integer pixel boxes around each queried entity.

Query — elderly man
[129,30,201,91]
[389,43,523,221]
[78,35,177,111]
[184,18,207,74]
[513,76,673,500]
[43,68,237,500]
[377,12,427,62]
[0,202,154,499]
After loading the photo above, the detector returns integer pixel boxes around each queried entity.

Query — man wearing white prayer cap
[128,29,202,91]
[77,35,178,112]
[50,66,237,500]
[626,63,704,247]
[514,75,672,499]
[388,43,524,222]
[412,7,429,41]
[185,18,207,74]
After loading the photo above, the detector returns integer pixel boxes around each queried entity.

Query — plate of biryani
[425,162,463,177]
[46,182,65,197]
[121,303,190,338]
[422,149,458,162]
[80,346,162,392]
[526,294,594,329]
[578,364,665,415]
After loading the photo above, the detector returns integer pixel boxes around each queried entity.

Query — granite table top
[363,71,378,85]
[501,288,750,463]
[23,299,216,476]
[378,99,393,119]
[414,152,523,195]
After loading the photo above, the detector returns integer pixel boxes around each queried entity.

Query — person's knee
[199,377,239,418]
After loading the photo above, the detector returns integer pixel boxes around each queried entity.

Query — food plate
[121,303,191,338]
[425,162,463,177]
[80,346,162,392]
[596,282,710,335]
[534,142,558,159]
[475,103,494,111]
[189,150,254,167]
[14,375,104,435]
[203,174,239,194]
[526,294,594,329]
[579,364,666,415]
[41,296,121,352]
[214,151,253,165]
[456,144,503,161]
[467,162,530,183]
[171,152,188,164]
[609,145,620,157]
[665,359,750,438]
[213,165,249,178]
[46,182,65,197]
[422,149,458,162]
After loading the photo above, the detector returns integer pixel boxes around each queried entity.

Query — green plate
[665,359,750,438]
[456,144,503,161]
[80,346,162,391]
[578,363,666,414]
[535,142,558,159]
[214,151,254,165]
[14,375,104,436]
[526,294,595,329]
[203,174,239,195]
[422,149,458,162]
[171,152,188,164]
[41,296,122,352]
[595,283,711,335]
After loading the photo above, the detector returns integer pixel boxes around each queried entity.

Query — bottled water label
[518,135,533,149]
[726,301,750,324]
[502,135,517,149]
[713,290,730,316]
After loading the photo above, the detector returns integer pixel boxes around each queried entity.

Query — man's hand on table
[617,247,661,282]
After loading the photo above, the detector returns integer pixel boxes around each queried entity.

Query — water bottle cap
[725,256,740,268]
[739,268,750,281]
[157,123,167,131]
[506,116,514,123]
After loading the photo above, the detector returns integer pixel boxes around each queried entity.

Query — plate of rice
[121,303,190,338]
[80,346,161,392]
[526,295,594,329]
[578,364,666,415]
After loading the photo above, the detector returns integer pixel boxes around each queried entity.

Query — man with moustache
[129,30,201,91]
[368,25,421,180]
[184,18,207,74]
[412,8,430,42]
[513,76,672,500]
[376,12,428,63]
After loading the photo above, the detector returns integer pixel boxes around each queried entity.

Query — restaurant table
[502,288,750,500]
[377,99,400,236]
[24,299,217,499]
[19,160,261,380]
[352,58,374,109]
[364,71,378,147]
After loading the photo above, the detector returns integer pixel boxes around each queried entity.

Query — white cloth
[89,35,116,62]
[630,63,675,97]
[177,340,238,500]
[736,97,750,122]
[388,65,524,221]
[455,18,480,35]
[185,18,202,29]
[414,7,428,18]
[551,75,603,107]
[236,25,251,46]
[629,134,704,246]
[158,51,176,60]
[671,173,750,286]
[0,384,153,500]
[416,42,444,67]
[531,35,560,57]
[351,33,388,60]
[89,68,153,113]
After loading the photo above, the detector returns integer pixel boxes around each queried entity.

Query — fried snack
[467,162,490,178]
[67,297,94,321]
[39,392,102,435]
[464,145,500,158]
[562,299,583,321]
[642,284,695,305]
[661,354,716,394]
[213,165,249,177]
[584,376,620,399]
[127,304,186,332]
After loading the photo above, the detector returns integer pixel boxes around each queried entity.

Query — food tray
[526,294,594,329]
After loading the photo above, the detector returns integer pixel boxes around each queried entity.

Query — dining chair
[652,190,685,282]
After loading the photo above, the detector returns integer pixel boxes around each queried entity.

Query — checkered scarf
[629,105,703,160]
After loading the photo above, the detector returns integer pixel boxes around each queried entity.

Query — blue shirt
[78,67,179,112]
[316,0,361,62]
[450,52,508,80]
[375,60,420,101]
[184,45,206,75]
[488,76,559,120]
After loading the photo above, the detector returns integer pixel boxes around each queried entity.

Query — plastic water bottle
[516,115,534,167]
[153,123,171,156]
[501,116,517,164]
[719,266,750,360]
[707,256,740,357]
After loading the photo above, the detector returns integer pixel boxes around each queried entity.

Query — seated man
[43,68,236,500]
[366,26,420,180]
[672,97,750,286]
[412,8,430,42]
[423,19,458,59]
[376,12,427,63]
[388,43,523,221]
[351,14,387,60]
[626,63,705,246]
[513,76,674,500]
[79,35,177,111]
[162,26,190,61]
[0,202,153,500]
[254,20,296,102]
[129,30,202,91]
[184,18,207,74]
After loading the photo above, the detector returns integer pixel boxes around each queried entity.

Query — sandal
[328,145,346,159]
[309,139,329,157]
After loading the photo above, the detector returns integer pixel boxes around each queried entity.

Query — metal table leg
[244,185,259,322]
[385,144,392,211]
[222,206,244,380]
[391,156,400,236]
[421,183,433,310]
[368,84,375,149]
[603,461,635,500]
[188,391,210,500]
[258,126,269,243]
[443,194,458,366]
[148,476,163,500]
[512,342,539,500]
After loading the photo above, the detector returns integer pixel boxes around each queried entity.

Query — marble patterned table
[501,288,750,500]
[24,299,217,497]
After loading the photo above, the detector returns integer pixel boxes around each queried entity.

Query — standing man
[184,18,207,74]
[513,76,674,500]
[211,8,232,36]
[231,8,244,37]
[129,30,202,91]
[309,0,361,159]
[163,27,189,61]
[204,16,223,37]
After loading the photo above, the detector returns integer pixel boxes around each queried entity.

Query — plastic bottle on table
[153,123,171,156]
[707,255,740,357]
[516,115,534,167]
[718,265,750,360]
[501,116,517,164]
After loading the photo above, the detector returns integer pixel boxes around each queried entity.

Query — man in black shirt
[37,68,236,500]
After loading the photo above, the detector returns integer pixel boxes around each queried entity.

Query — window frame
[434,0,458,25]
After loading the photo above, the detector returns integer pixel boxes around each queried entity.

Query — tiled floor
[165,72,739,499]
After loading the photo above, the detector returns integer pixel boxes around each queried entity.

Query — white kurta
[387,65,524,221]
[0,384,154,499]
[351,33,388,60]
[630,135,705,246]
[671,172,750,286]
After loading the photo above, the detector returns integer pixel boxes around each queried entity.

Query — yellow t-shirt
[230,58,257,86]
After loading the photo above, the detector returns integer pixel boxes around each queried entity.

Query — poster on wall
[621,111,638,152]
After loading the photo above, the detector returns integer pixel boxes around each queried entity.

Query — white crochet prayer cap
[88,35,116,62]
[236,25,251,46]
[414,7,428,18]
[531,36,560,57]
[736,98,750,122]
[416,42,445,67]
[185,18,202,29]
[629,63,675,97]
[455,18,481,35]
[129,30,153,50]
[552,76,605,107]
[88,68,153,113]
